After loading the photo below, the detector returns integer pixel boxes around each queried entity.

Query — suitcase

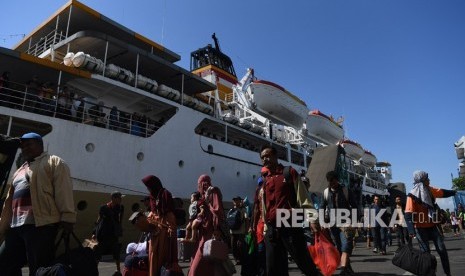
[177,238,195,261]
[202,239,228,262]
[392,245,437,276]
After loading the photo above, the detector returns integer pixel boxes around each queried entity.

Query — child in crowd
[185,192,204,242]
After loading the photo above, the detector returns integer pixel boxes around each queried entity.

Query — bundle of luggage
[36,231,99,276]
[122,254,149,276]
[392,245,437,276]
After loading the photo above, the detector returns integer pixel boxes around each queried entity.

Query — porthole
[85,143,95,152]
[207,144,213,153]
[211,166,215,174]
[179,160,184,168]
[77,200,87,211]
[131,203,140,212]
[236,171,240,177]
[137,152,144,161]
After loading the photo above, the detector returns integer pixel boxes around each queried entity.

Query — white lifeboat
[306,110,344,144]
[247,80,308,128]
[360,150,377,167]
[340,139,364,160]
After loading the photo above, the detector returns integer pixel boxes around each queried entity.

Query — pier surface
[23,232,465,275]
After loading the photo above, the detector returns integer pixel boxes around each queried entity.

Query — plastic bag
[244,233,255,255]
[308,232,340,276]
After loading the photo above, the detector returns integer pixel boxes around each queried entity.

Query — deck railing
[26,30,67,57]
[0,83,160,138]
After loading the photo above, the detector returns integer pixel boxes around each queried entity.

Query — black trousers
[231,233,245,262]
[265,224,319,276]
[0,224,58,276]
[395,226,411,246]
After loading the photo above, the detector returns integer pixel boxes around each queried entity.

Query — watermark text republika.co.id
[275,208,443,228]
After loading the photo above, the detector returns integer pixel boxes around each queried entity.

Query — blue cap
[20,132,42,141]
[257,177,264,185]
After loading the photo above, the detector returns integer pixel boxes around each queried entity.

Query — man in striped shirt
[0,132,76,276]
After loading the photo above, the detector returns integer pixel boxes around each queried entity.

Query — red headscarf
[197,174,211,195]
[141,175,174,215]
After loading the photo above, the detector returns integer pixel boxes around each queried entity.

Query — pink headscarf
[197,174,211,195]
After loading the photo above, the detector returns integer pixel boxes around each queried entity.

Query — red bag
[308,232,341,276]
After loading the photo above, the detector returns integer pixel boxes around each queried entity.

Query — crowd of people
[0,133,461,276]
[0,72,162,138]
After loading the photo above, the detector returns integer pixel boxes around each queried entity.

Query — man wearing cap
[0,132,76,275]
[93,191,125,274]
[228,195,248,265]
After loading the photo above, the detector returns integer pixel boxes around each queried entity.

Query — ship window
[137,152,144,161]
[252,175,256,180]
[207,145,213,153]
[85,143,95,152]
[179,160,184,167]
[77,200,87,211]
[236,171,240,177]
[131,203,140,212]
[211,166,215,174]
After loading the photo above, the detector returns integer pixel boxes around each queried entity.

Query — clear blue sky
[2,0,464,209]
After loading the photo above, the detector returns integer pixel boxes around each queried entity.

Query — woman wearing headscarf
[188,174,227,276]
[141,175,181,276]
[405,170,456,276]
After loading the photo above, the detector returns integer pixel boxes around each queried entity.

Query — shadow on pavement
[356,273,399,276]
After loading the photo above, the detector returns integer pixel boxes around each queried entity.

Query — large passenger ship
[0,0,393,243]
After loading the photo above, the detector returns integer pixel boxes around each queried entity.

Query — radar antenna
[212,33,221,52]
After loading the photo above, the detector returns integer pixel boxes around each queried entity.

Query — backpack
[36,263,71,276]
[53,231,99,276]
[226,208,243,230]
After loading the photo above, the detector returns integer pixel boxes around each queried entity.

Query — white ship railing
[26,30,67,57]
[0,82,161,138]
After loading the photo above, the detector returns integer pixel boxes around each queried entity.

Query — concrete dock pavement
[23,233,465,275]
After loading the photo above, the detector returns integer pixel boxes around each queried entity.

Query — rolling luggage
[37,231,99,276]
[177,238,195,261]
[392,245,437,276]
[202,239,228,262]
